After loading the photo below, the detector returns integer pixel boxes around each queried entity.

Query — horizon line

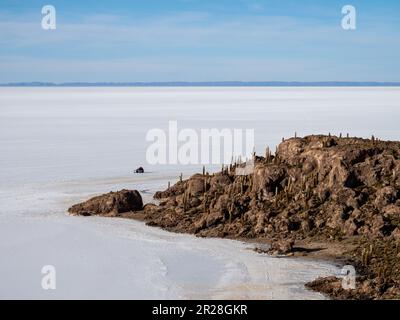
[1,81,400,87]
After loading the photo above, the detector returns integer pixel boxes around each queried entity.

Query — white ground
[0,172,338,300]
[2,87,398,299]
[0,213,337,300]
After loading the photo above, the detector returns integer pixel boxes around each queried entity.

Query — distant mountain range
[1,81,400,87]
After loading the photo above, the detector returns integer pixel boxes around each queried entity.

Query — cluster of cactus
[304,198,310,210]
[226,154,258,176]
[266,173,314,206]
[203,194,209,214]
[204,174,211,191]
[376,245,391,286]
[265,146,273,163]
[304,185,314,199]
[239,174,253,194]
[182,189,189,212]
[312,172,319,187]
[357,239,400,291]
[361,244,374,266]
[221,164,230,175]
[300,174,307,191]
[248,174,253,190]
[273,186,279,204]
[299,172,318,191]
[377,264,390,285]
[280,176,295,202]
[273,184,293,206]
[258,146,277,165]
[321,136,335,147]
[228,202,235,223]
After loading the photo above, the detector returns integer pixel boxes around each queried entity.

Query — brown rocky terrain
[68,135,400,299]
[68,189,143,217]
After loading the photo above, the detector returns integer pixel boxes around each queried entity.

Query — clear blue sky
[0,0,399,82]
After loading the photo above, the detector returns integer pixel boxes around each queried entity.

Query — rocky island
[68,135,400,300]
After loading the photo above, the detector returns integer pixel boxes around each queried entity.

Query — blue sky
[0,0,399,82]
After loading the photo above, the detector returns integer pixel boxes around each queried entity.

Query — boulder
[154,181,186,199]
[252,164,286,196]
[268,238,295,255]
[188,175,206,196]
[134,167,144,173]
[68,189,143,216]
[374,186,398,208]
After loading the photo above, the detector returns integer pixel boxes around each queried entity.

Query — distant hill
[1,81,400,87]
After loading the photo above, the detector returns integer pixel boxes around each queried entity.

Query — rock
[68,189,143,216]
[268,238,295,255]
[142,203,159,214]
[370,215,385,236]
[391,227,400,241]
[252,165,286,197]
[188,175,206,196]
[383,204,400,218]
[112,134,400,300]
[374,186,398,208]
[301,219,311,233]
[206,210,224,227]
[209,174,231,193]
[212,194,230,212]
[343,219,358,236]
[254,211,267,234]
[305,277,347,299]
[189,197,201,208]
[134,167,144,173]
[154,181,186,199]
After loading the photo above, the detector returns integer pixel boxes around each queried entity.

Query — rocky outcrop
[139,134,400,299]
[69,134,400,299]
[306,238,400,300]
[141,136,400,242]
[134,167,144,173]
[68,189,143,216]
